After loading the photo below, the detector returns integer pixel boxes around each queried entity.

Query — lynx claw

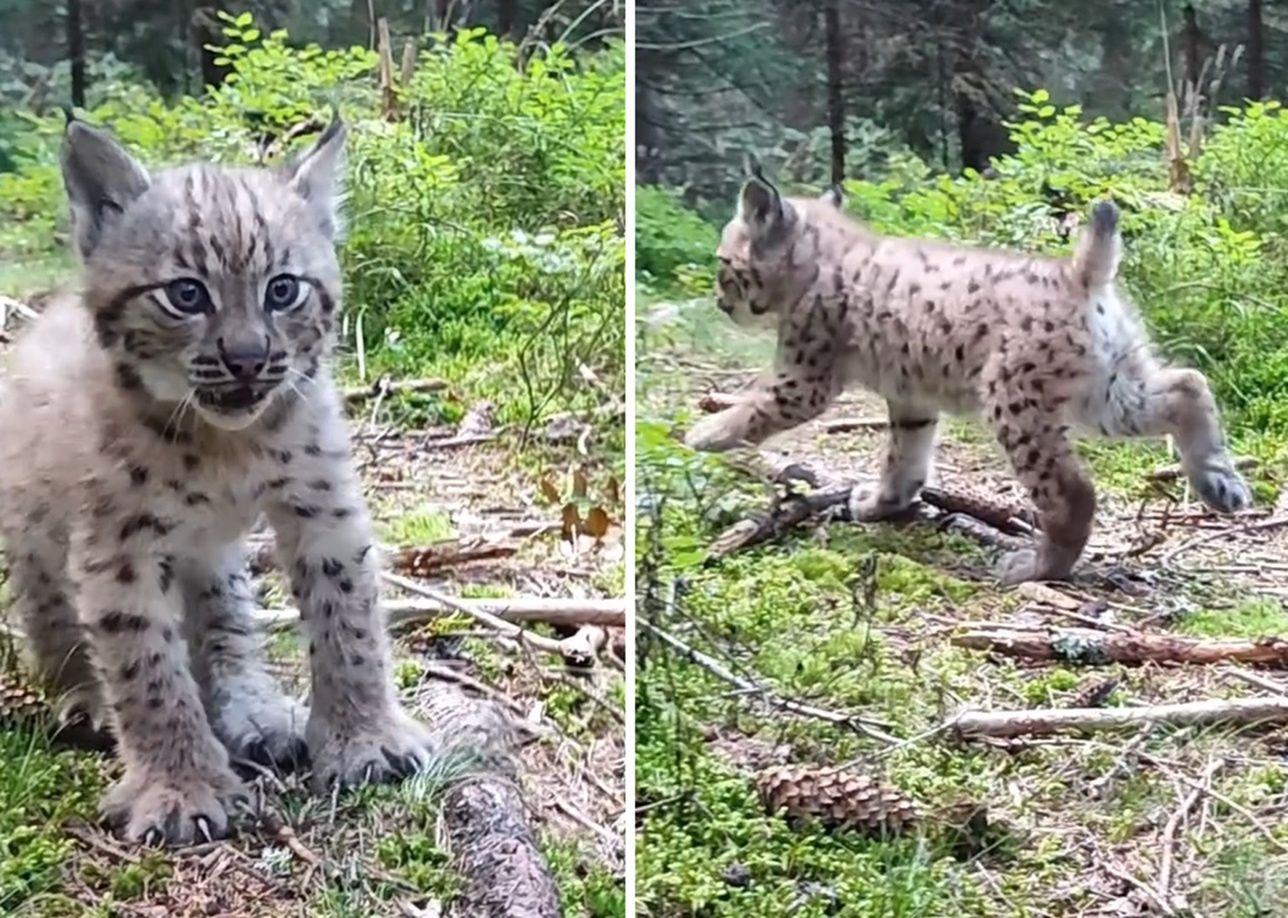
[308,709,437,793]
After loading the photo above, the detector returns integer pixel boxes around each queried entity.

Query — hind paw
[847,483,914,522]
[1190,461,1253,514]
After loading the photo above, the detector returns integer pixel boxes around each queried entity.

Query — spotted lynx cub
[687,169,1251,583]
[0,117,435,845]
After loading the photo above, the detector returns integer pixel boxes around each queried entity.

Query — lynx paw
[683,412,742,452]
[103,767,247,846]
[997,546,1078,585]
[847,483,913,522]
[216,694,311,776]
[1190,460,1253,514]
[997,548,1041,586]
[308,708,437,792]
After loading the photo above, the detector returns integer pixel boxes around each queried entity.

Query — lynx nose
[217,336,270,382]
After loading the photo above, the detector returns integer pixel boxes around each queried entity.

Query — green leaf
[235,11,253,26]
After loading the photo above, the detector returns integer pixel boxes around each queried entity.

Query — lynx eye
[264,274,304,312]
[160,278,212,316]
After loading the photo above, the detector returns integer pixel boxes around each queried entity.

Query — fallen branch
[390,539,518,576]
[952,695,1288,739]
[953,625,1288,668]
[381,572,611,663]
[706,474,1032,559]
[558,625,608,668]
[1157,758,1224,908]
[424,689,562,918]
[342,376,448,406]
[638,618,897,743]
[256,596,624,631]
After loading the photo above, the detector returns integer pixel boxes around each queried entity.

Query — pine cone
[0,669,47,724]
[755,765,920,835]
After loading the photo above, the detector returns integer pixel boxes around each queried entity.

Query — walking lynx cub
[0,116,435,845]
[687,169,1251,583]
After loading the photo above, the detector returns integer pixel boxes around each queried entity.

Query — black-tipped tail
[1090,200,1118,237]
[1073,200,1121,287]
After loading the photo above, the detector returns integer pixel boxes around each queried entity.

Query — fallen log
[953,625,1288,668]
[952,695,1288,739]
[423,688,562,918]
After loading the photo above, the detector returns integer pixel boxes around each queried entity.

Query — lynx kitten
[687,169,1251,583]
[0,116,435,845]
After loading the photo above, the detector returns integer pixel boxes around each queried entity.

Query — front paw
[308,708,437,792]
[218,695,311,777]
[997,547,1041,585]
[102,767,247,846]
[1190,460,1253,514]
[683,412,741,452]
[847,483,913,522]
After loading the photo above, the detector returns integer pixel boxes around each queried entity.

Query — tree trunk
[67,0,85,108]
[498,0,519,38]
[1248,0,1265,99]
[1181,3,1202,93]
[823,0,845,186]
[194,5,230,87]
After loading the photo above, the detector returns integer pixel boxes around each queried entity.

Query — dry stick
[1157,758,1225,909]
[1161,513,1288,564]
[952,625,1288,667]
[342,377,449,406]
[380,572,603,661]
[1221,667,1288,695]
[708,480,1031,559]
[951,696,1288,739]
[257,596,624,631]
[1141,750,1288,857]
[638,619,898,743]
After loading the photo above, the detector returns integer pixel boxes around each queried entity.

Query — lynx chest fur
[688,172,1251,584]
[0,117,437,847]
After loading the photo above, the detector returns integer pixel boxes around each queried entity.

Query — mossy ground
[636,294,1288,917]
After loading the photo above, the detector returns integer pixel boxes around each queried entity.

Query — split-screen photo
[2,1,1288,916]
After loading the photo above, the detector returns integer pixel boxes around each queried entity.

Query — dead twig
[1157,758,1224,908]
[1161,514,1288,564]
[342,376,448,406]
[638,618,898,743]
[380,572,607,663]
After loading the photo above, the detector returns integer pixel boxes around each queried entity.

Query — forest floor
[0,279,627,918]
[635,295,1288,918]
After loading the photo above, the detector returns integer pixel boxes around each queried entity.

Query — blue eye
[264,275,302,311]
[162,278,211,315]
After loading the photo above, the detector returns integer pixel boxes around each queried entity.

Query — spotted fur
[0,117,435,846]
[688,170,1251,583]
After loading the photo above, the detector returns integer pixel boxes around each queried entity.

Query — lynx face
[714,181,843,328]
[63,119,346,430]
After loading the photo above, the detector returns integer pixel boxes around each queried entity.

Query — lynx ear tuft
[60,120,151,259]
[285,112,347,241]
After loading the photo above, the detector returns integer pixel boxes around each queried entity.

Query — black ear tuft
[60,120,151,259]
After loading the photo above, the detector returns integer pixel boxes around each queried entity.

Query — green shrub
[635,184,718,288]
